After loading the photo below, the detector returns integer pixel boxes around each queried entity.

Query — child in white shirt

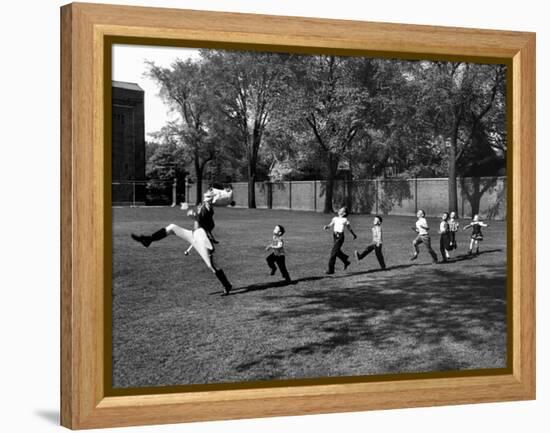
[323,207,357,275]
[411,209,438,263]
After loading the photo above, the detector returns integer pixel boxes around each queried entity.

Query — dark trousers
[266,253,291,281]
[357,243,386,269]
[328,233,349,272]
[449,231,457,249]
[413,234,438,262]
[440,233,451,261]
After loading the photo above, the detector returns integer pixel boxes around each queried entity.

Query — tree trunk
[248,172,256,208]
[194,152,203,205]
[323,154,338,213]
[247,134,261,209]
[247,158,257,209]
[345,169,353,211]
[448,119,460,213]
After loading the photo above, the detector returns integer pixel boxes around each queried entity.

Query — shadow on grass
[447,249,502,263]
[213,276,325,296]
[235,262,507,375]
[212,250,503,297]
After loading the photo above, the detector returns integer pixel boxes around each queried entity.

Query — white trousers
[165,225,216,273]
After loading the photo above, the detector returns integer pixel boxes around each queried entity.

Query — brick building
[112,81,146,205]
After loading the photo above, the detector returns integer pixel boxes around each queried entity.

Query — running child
[438,212,451,263]
[265,224,292,283]
[323,206,357,275]
[410,209,438,263]
[462,214,489,255]
[354,215,386,270]
[448,211,459,250]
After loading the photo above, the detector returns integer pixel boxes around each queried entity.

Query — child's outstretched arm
[346,223,357,239]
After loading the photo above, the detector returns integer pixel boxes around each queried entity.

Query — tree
[413,61,506,212]
[146,59,218,204]
[145,127,189,204]
[290,55,369,213]
[201,50,292,208]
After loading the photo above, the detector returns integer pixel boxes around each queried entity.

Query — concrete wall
[183,177,507,220]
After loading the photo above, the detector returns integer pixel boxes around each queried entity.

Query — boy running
[410,209,438,263]
[354,215,386,270]
[265,225,292,283]
[323,206,357,275]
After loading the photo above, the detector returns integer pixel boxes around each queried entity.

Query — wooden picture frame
[61,2,535,429]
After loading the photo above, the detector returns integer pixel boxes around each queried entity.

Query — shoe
[410,254,418,261]
[215,270,232,296]
[343,260,351,270]
[131,233,151,248]
[325,270,334,275]
[354,250,360,262]
[269,268,276,276]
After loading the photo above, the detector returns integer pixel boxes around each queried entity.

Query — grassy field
[112,207,508,389]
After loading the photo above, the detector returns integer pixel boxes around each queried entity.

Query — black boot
[151,228,167,241]
[131,228,167,248]
[131,233,152,247]
[215,269,232,295]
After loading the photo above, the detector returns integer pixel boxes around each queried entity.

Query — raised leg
[131,227,168,247]
[357,244,375,260]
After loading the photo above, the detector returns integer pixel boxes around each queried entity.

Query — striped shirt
[449,219,459,232]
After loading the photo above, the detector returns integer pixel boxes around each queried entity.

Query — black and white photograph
[111,43,508,390]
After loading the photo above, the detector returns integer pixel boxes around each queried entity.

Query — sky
[112,44,200,137]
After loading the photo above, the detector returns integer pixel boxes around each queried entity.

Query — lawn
[112,207,508,389]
